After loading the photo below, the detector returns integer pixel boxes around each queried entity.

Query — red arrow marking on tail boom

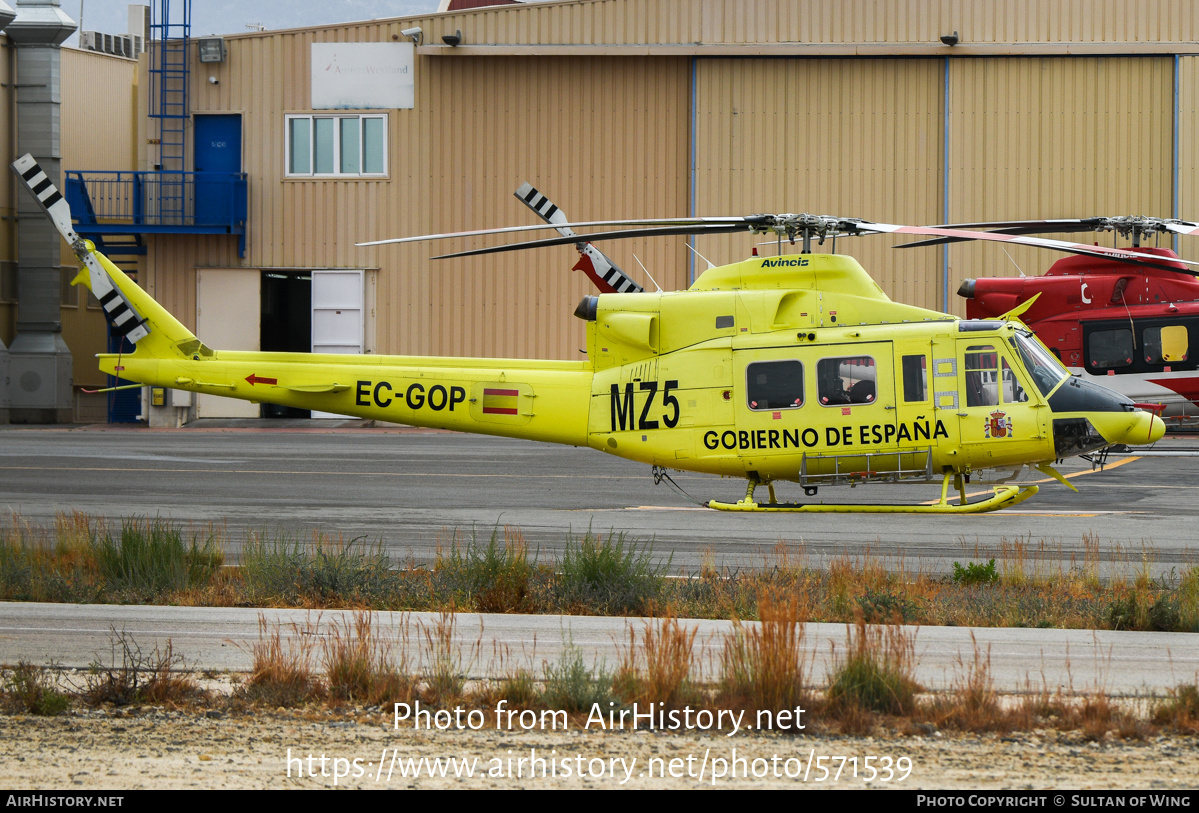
[245,374,278,386]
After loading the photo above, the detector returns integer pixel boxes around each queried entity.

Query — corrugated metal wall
[945,56,1174,311]
[693,57,944,309]
[1180,56,1199,230]
[61,48,138,170]
[405,0,1199,48]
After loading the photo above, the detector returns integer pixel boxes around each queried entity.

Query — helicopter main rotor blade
[863,222,1199,274]
[357,216,768,247]
[897,217,1199,248]
[431,222,763,259]
[896,219,1110,248]
[1164,220,1199,236]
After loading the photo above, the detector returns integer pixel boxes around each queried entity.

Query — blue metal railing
[65,170,247,228]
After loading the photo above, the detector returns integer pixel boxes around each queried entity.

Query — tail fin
[514,181,644,294]
[11,154,205,360]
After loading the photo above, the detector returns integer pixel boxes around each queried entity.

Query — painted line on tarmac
[983,513,1141,518]
[920,455,1141,505]
[626,506,710,511]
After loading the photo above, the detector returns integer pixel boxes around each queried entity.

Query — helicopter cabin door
[733,343,894,479]
[954,339,1032,460]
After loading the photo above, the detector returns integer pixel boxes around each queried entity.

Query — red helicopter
[902,217,1199,421]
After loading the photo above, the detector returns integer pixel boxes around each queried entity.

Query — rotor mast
[753,214,862,255]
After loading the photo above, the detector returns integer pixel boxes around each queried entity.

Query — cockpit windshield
[1010,331,1069,396]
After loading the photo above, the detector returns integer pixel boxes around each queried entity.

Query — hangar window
[746,360,804,411]
[286,114,387,177]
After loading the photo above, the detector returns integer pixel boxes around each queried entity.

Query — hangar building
[5,0,1199,424]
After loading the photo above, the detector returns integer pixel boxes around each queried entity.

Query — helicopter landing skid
[707,478,1039,514]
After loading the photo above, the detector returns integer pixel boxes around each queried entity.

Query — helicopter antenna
[685,242,716,271]
[632,253,662,292]
[1000,246,1026,278]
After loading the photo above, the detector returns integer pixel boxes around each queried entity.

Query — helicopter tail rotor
[514,182,643,294]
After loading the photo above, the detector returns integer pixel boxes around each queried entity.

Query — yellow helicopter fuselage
[94,250,1159,506]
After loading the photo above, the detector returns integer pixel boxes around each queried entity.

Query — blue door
[107,333,140,423]
[194,114,242,225]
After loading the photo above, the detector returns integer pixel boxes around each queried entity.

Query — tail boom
[98,349,593,445]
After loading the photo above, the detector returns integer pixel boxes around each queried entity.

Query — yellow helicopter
[13,154,1167,513]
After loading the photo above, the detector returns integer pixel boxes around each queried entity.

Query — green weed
[826,617,921,717]
[437,526,537,613]
[93,517,222,598]
[952,559,998,586]
[557,529,668,614]
[542,643,615,714]
[238,530,394,606]
[1,662,71,716]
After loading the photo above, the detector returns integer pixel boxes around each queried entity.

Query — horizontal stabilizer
[283,383,352,393]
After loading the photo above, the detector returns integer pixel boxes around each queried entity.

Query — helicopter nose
[1048,377,1165,455]
[1081,407,1165,449]
[1134,410,1166,445]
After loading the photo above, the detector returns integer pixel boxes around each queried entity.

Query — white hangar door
[311,269,365,419]
[196,268,261,418]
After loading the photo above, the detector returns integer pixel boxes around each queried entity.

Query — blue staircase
[66,0,248,258]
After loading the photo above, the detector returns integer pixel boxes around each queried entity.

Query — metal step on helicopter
[899,217,1199,424]
[12,153,1167,514]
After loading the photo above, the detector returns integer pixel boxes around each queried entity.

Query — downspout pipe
[0,2,15,423]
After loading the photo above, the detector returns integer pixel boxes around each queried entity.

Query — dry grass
[322,612,412,705]
[82,628,204,707]
[418,611,480,703]
[237,616,325,706]
[925,632,1007,733]
[1152,683,1199,733]
[614,616,699,709]
[718,591,809,722]
[1,661,71,716]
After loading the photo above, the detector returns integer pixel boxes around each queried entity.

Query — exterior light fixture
[197,36,226,63]
[940,31,959,46]
[442,29,462,46]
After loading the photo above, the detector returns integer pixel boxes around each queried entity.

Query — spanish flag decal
[482,387,520,415]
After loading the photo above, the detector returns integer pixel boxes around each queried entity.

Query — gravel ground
[3,704,1199,790]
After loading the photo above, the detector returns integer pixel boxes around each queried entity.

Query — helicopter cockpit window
[1012,331,1070,396]
[746,360,804,411]
[1002,359,1029,403]
[963,346,1000,407]
[1144,325,1189,365]
[1086,328,1134,372]
[818,356,876,406]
